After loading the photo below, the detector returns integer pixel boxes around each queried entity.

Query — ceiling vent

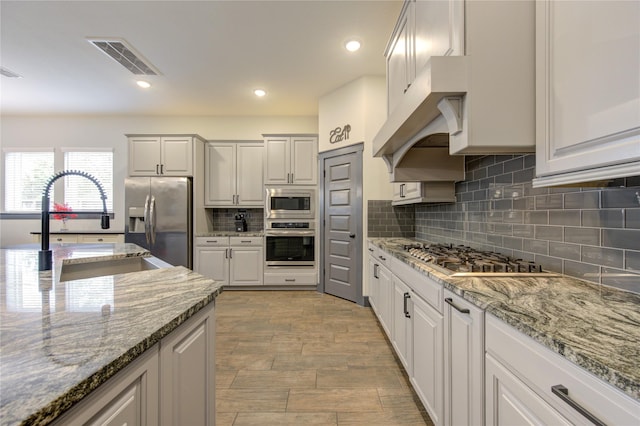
[88,38,160,76]
[0,67,22,78]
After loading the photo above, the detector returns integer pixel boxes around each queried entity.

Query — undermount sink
[58,256,172,282]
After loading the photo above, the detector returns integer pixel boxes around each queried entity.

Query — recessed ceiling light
[136,80,151,88]
[345,40,361,52]
[254,89,266,97]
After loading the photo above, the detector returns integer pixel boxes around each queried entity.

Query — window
[64,150,114,211]
[3,148,113,213]
[3,150,54,212]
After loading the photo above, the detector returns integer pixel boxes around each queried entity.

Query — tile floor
[215,290,433,425]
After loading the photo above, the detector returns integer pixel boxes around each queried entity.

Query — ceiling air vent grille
[88,38,160,76]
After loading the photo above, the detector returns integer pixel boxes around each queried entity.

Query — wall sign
[329,124,351,144]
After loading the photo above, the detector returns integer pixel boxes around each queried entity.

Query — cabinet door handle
[229,248,232,258]
[225,248,228,258]
[291,173,294,183]
[379,255,386,261]
[373,264,379,279]
[404,292,411,318]
[156,164,160,175]
[236,194,240,204]
[445,297,470,314]
[160,164,164,174]
[400,183,405,198]
[551,385,605,426]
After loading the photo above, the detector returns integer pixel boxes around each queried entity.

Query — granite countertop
[0,244,223,426]
[30,231,124,235]
[368,237,640,401]
[196,231,263,237]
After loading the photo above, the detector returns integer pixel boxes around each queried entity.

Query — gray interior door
[321,146,363,304]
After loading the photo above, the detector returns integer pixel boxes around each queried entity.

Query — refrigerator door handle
[143,195,151,245]
[149,195,157,245]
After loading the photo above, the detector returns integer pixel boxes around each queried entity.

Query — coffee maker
[234,213,247,232]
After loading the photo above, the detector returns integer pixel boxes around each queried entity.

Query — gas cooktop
[404,243,558,277]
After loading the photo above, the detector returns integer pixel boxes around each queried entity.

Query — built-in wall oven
[265,187,315,220]
[265,220,315,268]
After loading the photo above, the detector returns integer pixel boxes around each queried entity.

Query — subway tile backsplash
[369,154,640,294]
[209,208,264,232]
[367,200,414,238]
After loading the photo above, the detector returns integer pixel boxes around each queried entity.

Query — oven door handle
[265,230,315,236]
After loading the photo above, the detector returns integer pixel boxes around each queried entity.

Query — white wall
[0,114,317,246]
[318,76,393,298]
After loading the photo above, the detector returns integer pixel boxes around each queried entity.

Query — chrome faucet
[39,170,110,270]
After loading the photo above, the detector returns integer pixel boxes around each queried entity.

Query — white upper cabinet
[128,135,197,176]
[386,1,414,115]
[205,142,263,207]
[533,0,640,187]
[264,135,317,185]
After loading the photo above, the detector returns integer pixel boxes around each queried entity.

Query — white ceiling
[0,0,402,116]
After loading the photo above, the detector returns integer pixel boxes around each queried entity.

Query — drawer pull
[206,240,218,243]
[445,297,470,314]
[551,385,606,426]
[368,248,374,252]
[97,238,104,242]
[240,240,252,243]
[379,255,386,261]
[285,278,296,282]
[56,238,63,242]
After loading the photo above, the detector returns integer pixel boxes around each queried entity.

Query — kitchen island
[0,244,223,425]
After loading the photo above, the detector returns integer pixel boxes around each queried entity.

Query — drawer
[78,234,123,243]
[390,254,442,313]
[229,236,262,246]
[367,242,378,257]
[264,272,317,286]
[374,247,391,268]
[195,236,229,247]
[49,234,78,243]
[486,314,640,425]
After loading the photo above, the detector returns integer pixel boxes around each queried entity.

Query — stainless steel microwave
[265,187,315,219]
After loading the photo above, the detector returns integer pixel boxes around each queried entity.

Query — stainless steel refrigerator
[124,177,192,268]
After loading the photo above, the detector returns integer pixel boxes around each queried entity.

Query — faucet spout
[39,170,110,271]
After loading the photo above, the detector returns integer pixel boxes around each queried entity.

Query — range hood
[373,56,468,160]
[373,0,535,182]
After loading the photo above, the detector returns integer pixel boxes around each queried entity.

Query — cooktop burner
[404,243,556,276]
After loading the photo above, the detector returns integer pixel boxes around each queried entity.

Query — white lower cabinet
[54,347,159,426]
[443,289,484,426]
[486,353,571,425]
[367,243,393,336]
[486,314,640,426]
[194,236,263,286]
[410,289,444,426]
[53,302,216,425]
[229,238,264,286]
[391,276,412,372]
[160,303,215,426]
[366,248,379,314]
